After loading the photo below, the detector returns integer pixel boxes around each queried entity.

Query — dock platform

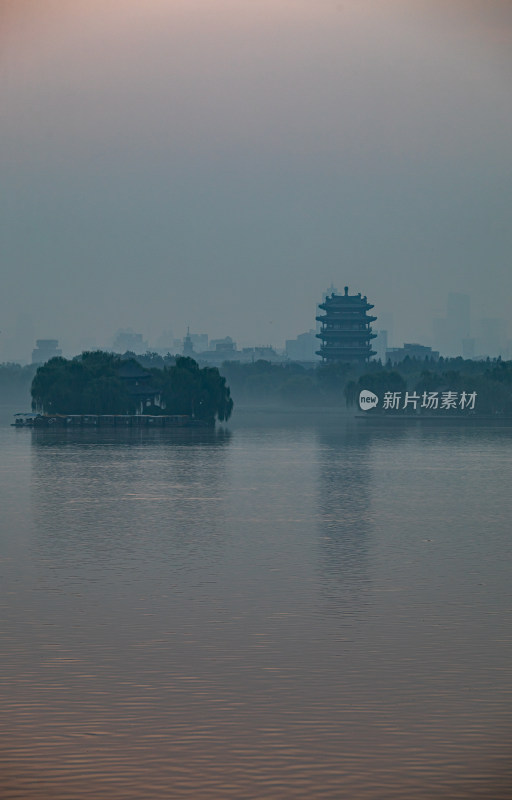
[13,414,193,428]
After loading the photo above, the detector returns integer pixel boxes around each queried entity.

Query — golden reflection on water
[2,684,511,800]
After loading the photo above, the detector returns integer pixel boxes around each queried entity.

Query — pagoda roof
[319,298,374,310]
[117,361,151,380]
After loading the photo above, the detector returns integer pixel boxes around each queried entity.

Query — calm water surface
[1,411,511,798]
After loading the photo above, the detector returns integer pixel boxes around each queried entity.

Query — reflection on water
[0,419,511,798]
[317,423,381,608]
[30,427,232,572]
[315,423,412,613]
[30,425,233,447]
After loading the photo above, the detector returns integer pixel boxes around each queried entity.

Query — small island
[26,351,233,427]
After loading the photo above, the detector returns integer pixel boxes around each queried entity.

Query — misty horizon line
[3,286,511,360]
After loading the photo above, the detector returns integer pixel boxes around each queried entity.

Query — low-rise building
[386,343,439,363]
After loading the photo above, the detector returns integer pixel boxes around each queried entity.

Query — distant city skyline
[2,281,511,363]
[2,2,511,361]
[2,285,510,365]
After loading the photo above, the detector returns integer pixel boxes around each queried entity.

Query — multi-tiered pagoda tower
[316,286,377,363]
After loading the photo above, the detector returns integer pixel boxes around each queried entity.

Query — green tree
[156,357,233,424]
[32,353,142,415]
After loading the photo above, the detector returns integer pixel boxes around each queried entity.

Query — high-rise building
[285,330,318,362]
[190,333,208,351]
[32,339,62,364]
[373,329,388,363]
[316,286,377,363]
[377,312,394,348]
[182,328,195,357]
[462,338,476,359]
[477,318,506,358]
[447,292,471,339]
[113,330,148,354]
[433,293,471,357]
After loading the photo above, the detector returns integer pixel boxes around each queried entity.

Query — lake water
[1,409,511,799]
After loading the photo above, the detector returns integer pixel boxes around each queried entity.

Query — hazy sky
[1,0,511,358]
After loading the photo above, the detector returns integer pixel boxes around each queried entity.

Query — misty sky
[1,0,511,359]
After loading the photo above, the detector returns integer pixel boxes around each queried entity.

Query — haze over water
[2,0,512,356]
[1,412,511,798]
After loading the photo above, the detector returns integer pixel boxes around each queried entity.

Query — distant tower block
[316,286,377,363]
[182,327,195,357]
[31,339,62,365]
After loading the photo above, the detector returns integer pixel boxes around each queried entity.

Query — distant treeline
[220,357,512,414]
[3,354,512,416]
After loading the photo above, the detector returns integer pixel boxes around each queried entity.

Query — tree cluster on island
[30,351,233,425]
[3,352,512,417]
